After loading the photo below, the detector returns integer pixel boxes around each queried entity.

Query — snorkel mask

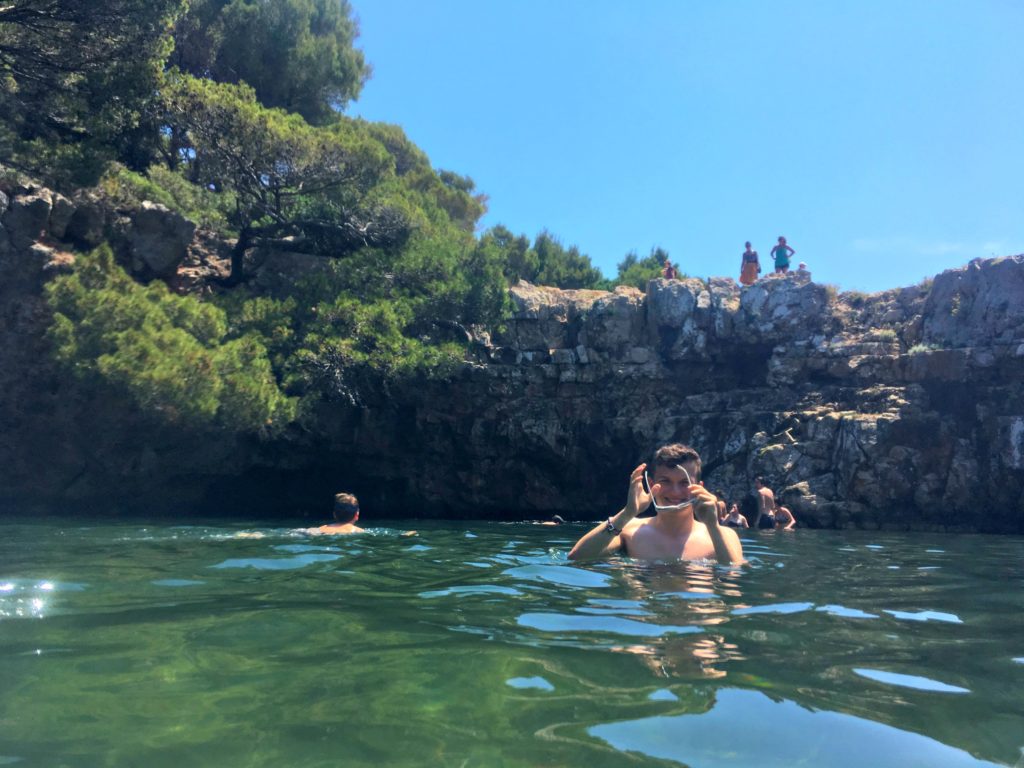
[643,464,697,513]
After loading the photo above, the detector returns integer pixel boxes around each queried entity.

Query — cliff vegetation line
[2,2,1023,529]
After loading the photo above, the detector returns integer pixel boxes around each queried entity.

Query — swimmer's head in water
[333,492,359,523]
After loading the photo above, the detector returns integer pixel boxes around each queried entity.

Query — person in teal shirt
[771,236,795,274]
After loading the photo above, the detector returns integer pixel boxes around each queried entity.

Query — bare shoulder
[620,517,652,545]
[622,517,652,535]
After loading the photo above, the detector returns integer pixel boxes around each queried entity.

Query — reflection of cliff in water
[553,535,1022,768]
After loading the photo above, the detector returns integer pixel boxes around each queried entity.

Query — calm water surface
[1,519,1022,767]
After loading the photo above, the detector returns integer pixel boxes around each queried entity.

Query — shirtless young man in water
[310,492,365,535]
[568,444,744,564]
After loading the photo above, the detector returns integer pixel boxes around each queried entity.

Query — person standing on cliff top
[568,443,744,564]
[740,241,760,285]
[771,236,795,274]
[662,258,678,280]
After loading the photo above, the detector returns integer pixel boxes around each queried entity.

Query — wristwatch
[605,517,622,535]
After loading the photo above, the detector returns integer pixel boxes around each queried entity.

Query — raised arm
[568,464,651,561]
[691,486,745,565]
[779,506,796,530]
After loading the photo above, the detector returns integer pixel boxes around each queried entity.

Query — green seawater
[1,520,1022,767]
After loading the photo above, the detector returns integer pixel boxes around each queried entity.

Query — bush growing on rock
[46,245,296,433]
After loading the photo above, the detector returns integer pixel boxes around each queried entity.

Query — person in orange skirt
[739,241,760,285]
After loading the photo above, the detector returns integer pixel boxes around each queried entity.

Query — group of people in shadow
[716,476,796,530]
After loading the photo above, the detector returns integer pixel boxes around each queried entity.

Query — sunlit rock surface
[0,176,1022,530]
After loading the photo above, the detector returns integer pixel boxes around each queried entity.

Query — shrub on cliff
[476,225,604,290]
[46,245,296,433]
[99,164,235,232]
[608,247,681,290]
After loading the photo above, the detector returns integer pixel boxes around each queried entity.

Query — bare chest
[623,523,715,561]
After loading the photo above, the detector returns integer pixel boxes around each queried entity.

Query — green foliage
[99,164,234,231]
[161,74,412,280]
[170,0,369,125]
[46,245,295,432]
[908,342,940,355]
[950,292,962,317]
[533,231,603,289]
[842,290,870,308]
[364,123,487,233]
[872,329,898,342]
[611,246,677,290]
[6,0,603,421]
[0,0,183,185]
[290,296,462,406]
[478,226,538,285]
[478,226,604,289]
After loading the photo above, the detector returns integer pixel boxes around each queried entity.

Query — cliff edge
[2,179,1022,529]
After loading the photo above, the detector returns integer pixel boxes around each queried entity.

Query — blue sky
[349,1,1023,292]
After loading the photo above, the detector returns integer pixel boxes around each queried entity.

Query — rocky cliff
[2,178,1023,530]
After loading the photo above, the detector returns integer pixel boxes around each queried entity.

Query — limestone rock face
[0,175,1022,531]
[48,193,76,240]
[922,256,1024,347]
[65,192,107,247]
[2,192,52,251]
[130,201,197,278]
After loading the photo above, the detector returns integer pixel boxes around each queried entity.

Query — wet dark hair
[651,443,702,481]
[754,476,766,486]
[333,492,359,523]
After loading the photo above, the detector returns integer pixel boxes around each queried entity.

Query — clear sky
[349,0,1024,292]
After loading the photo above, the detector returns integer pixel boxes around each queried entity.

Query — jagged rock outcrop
[129,201,196,278]
[1,174,1022,530]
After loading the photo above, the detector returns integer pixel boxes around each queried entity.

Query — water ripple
[506,676,554,691]
[209,553,341,570]
[883,609,963,624]
[517,612,701,637]
[854,668,970,693]
[732,601,815,616]
[503,564,612,588]
[589,688,1000,767]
